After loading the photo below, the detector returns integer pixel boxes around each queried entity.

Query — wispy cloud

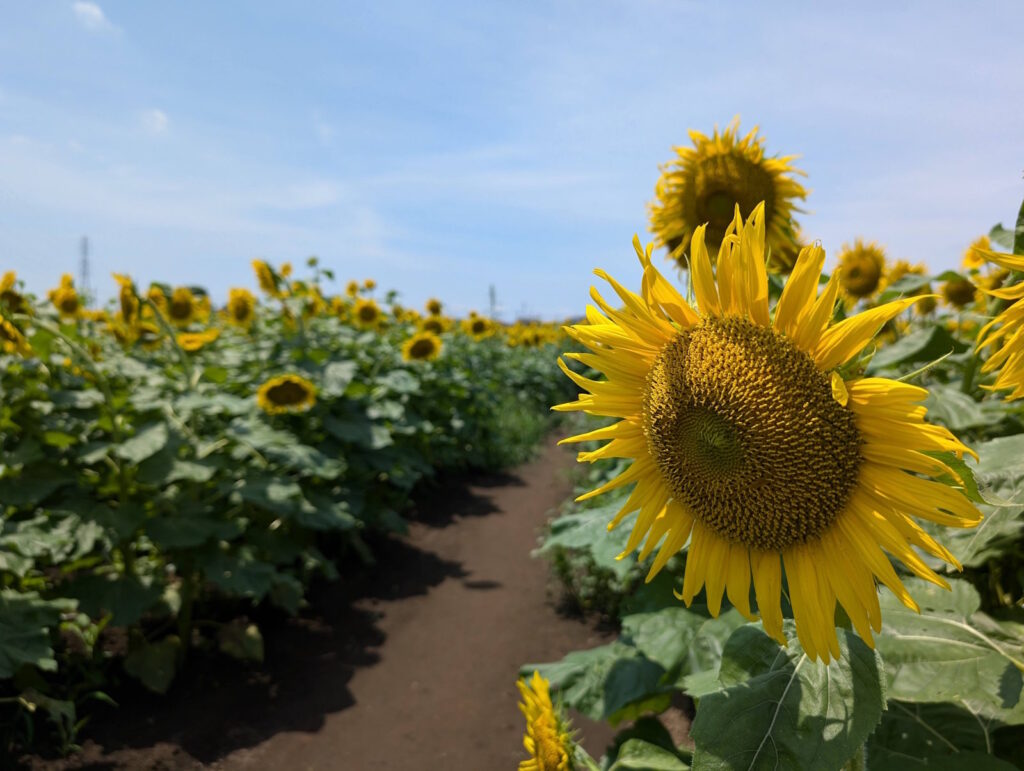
[139,109,169,135]
[71,2,114,32]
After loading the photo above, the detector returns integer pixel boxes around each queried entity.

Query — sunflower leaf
[689,622,885,771]
[875,578,1024,723]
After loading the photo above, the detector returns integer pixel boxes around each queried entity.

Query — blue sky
[1,1,1022,319]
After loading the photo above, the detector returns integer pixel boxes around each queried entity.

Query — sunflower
[166,287,199,327]
[177,328,220,352]
[963,235,990,271]
[226,288,256,328]
[649,118,807,269]
[887,260,935,314]
[363,278,376,291]
[517,672,574,771]
[48,274,82,319]
[942,276,979,309]
[837,239,887,304]
[463,315,494,340]
[402,331,442,362]
[135,321,163,351]
[353,298,382,329]
[256,374,317,415]
[0,312,31,356]
[252,259,281,297]
[425,298,443,316]
[421,316,445,335]
[1,271,26,314]
[977,248,1024,400]
[555,203,981,662]
[345,280,359,297]
[113,273,138,325]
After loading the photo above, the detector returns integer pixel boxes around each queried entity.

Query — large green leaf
[875,578,1024,723]
[868,701,1017,770]
[523,642,665,722]
[123,636,179,694]
[321,360,358,397]
[0,591,72,678]
[867,326,966,374]
[114,422,170,464]
[924,385,1005,432]
[690,622,885,771]
[67,573,164,627]
[539,499,636,580]
[608,739,691,771]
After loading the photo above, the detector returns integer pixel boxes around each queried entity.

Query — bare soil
[20,440,618,770]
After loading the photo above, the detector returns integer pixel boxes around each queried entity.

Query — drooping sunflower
[0,312,31,356]
[252,259,281,297]
[256,374,317,415]
[649,118,807,269]
[555,203,981,662]
[226,288,256,328]
[425,297,443,316]
[177,328,220,352]
[963,235,990,271]
[48,274,82,319]
[977,248,1024,400]
[1,271,26,314]
[353,298,382,329]
[836,238,887,304]
[517,672,574,771]
[166,287,199,327]
[402,331,442,362]
[113,273,139,325]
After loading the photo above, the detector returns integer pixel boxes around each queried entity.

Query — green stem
[176,566,197,669]
[842,743,867,771]
[139,298,197,387]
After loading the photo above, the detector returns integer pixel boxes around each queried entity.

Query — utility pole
[79,236,92,305]
[488,284,496,319]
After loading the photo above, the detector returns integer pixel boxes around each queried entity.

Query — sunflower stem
[140,298,198,387]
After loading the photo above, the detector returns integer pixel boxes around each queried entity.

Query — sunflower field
[516,123,1024,771]
[0,261,572,752]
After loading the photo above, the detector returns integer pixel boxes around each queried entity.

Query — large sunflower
[517,671,574,771]
[977,248,1024,400]
[649,118,807,269]
[555,203,981,662]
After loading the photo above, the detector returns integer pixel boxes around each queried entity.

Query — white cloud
[140,109,169,135]
[72,2,113,31]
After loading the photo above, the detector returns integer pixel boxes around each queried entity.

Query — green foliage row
[0,301,572,754]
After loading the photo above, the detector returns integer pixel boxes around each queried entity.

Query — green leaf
[123,636,179,694]
[867,326,966,374]
[376,369,419,394]
[324,414,393,450]
[145,515,244,550]
[1014,196,1024,256]
[67,573,164,627]
[875,578,1024,723]
[868,701,1018,770]
[524,642,665,721]
[199,551,276,600]
[924,385,1003,431]
[115,422,170,464]
[609,739,691,770]
[690,622,885,771]
[538,499,636,580]
[0,591,71,678]
[321,361,358,397]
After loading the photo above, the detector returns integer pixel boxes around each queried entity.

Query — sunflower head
[963,235,990,271]
[425,298,443,316]
[135,321,163,351]
[166,287,198,327]
[402,331,442,362]
[463,315,494,340]
[177,328,220,352]
[363,278,376,291]
[112,273,139,325]
[837,239,886,303]
[252,259,281,297]
[648,118,807,269]
[421,316,445,335]
[977,248,1024,400]
[226,288,256,328]
[887,261,935,314]
[48,275,82,319]
[345,280,359,297]
[256,374,317,415]
[353,298,382,329]
[517,672,574,771]
[942,276,979,309]
[1,271,26,315]
[556,203,980,662]
[0,312,31,356]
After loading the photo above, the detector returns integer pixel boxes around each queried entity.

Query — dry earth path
[24,439,616,770]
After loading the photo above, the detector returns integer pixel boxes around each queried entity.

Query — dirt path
[27,440,615,770]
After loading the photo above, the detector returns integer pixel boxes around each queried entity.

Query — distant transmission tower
[79,236,92,305]
[489,284,496,319]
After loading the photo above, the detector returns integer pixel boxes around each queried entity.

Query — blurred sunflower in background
[226,288,256,328]
[353,298,382,329]
[556,204,980,662]
[962,235,991,271]
[463,314,494,340]
[649,118,807,270]
[256,374,317,415]
[887,260,935,314]
[113,273,139,325]
[837,238,887,305]
[48,274,82,319]
[0,312,31,356]
[1,271,26,314]
[252,259,281,297]
[402,331,442,362]
[177,328,220,352]
[167,287,199,327]
[517,671,574,771]
[425,297,443,316]
[942,275,980,309]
